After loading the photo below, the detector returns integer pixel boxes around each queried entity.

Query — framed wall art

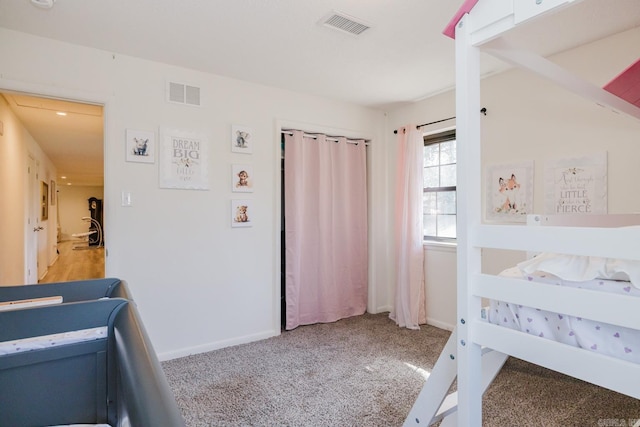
[544,152,607,215]
[486,161,534,222]
[231,199,253,228]
[231,124,253,154]
[50,180,56,206]
[231,164,254,193]
[41,181,49,221]
[125,129,155,163]
[159,127,209,190]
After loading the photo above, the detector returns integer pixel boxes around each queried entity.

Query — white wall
[0,94,57,285]
[0,28,389,359]
[424,244,457,330]
[386,27,640,329]
[58,185,104,241]
[0,95,26,285]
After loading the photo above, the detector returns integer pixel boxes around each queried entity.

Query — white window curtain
[284,130,368,331]
[390,125,426,329]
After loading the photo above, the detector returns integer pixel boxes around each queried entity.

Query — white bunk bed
[405,1,640,426]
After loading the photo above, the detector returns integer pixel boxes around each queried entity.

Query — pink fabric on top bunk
[603,58,640,108]
[489,267,640,364]
[442,0,479,39]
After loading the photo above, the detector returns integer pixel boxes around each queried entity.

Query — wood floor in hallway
[39,240,105,283]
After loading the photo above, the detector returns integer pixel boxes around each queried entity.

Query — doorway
[0,91,105,284]
[26,154,38,284]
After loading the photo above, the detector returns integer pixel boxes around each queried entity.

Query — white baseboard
[49,253,59,267]
[158,329,280,361]
[372,305,392,314]
[158,312,450,361]
[426,317,454,332]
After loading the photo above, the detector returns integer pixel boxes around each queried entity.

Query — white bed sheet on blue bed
[0,327,107,355]
[48,425,111,427]
[489,266,640,364]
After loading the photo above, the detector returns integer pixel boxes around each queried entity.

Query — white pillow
[606,258,640,287]
[517,252,640,288]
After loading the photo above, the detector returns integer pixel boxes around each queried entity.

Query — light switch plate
[121,191,132,206]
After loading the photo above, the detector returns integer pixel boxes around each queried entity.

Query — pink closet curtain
[284,130,368,330]
[390,125,426,329]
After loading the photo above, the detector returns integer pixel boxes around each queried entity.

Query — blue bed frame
[0,277,131,303]
[0,279,185,427]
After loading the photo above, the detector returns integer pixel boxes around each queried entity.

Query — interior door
[25,155,38,284]
[36,173,48,281]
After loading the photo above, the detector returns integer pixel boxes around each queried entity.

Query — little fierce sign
[545,152,607,215]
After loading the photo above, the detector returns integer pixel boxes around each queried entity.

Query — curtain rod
[281,130,369,145]
[393,107,486,134]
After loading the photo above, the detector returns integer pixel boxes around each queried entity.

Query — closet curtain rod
[281,130,369,145]
[392,107,486,134]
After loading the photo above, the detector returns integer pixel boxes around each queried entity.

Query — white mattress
[0,327,107,356]
[489,267,640,364]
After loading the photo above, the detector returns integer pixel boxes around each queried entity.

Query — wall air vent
[167,81,201,107]
[30,0,55,9]
[321,11,371,36]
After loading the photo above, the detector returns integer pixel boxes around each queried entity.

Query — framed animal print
[231,164,253,193]
[231,124,253,154]
[126,129,155,163]
[486,161,534,223]
[231,199,253,228]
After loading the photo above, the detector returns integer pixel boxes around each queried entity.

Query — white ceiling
[1,0,639,185]
[1,0,475,109]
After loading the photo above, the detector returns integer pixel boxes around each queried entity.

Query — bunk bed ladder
[403,328,509,426]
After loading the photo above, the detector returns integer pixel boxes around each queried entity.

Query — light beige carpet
[162,312,640,426]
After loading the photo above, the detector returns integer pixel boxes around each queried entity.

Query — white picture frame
[125,129,155,163]
[50,180,56,206]
[231,124,253,154]
[544,152,607,215]
[486,161,534,223]
[159,127,209,190]
[231,164,254,193]
[231,199,253,228]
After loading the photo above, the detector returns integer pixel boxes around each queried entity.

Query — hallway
[39,240,105,284]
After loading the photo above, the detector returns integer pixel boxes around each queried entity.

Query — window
[423,130,456,241]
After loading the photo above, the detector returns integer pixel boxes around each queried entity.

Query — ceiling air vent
[167,81,201,107]
[321,11,371,36]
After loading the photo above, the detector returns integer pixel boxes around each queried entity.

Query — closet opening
[280,128,369,331]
